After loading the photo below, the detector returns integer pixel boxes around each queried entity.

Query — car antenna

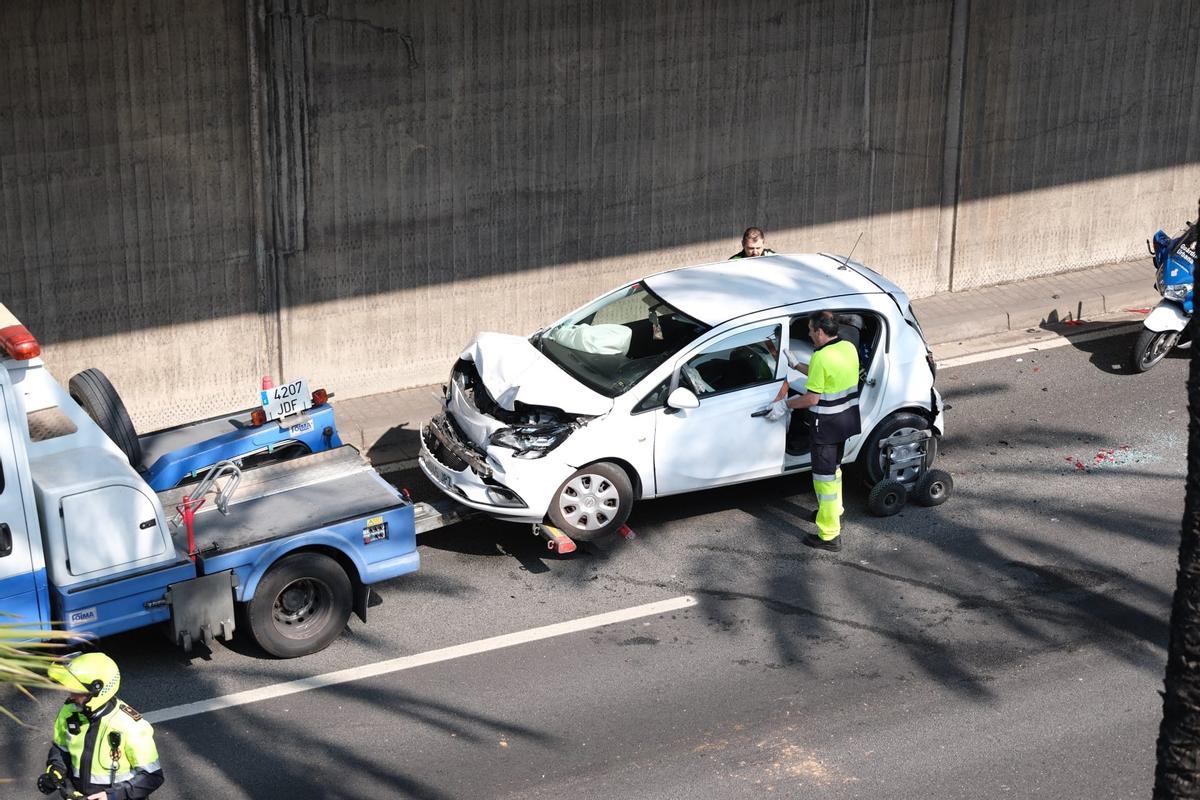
[838,232,864,270]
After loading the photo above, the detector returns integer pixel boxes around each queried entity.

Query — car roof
[642,253,887,326]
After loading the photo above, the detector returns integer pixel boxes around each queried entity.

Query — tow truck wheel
[68,368,143,466]
[867,479,907,517]
[858,412,934,485]
[1131,328,1179,373]
[913,469,953,507]
[547,461,633,541]
[246,553,352,658]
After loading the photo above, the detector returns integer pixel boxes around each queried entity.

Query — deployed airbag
[546,323,632,355]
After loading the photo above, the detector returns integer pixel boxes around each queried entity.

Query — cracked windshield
[536,282,710,397]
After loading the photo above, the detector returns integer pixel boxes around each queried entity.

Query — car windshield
[534,282,710,398]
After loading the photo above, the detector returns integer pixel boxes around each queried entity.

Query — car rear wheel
[858,412,934,486]
[547,462,633,541]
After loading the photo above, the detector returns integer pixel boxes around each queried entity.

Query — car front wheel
[547,462,633,541]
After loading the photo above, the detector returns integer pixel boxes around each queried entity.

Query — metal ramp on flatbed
[412,497,479,534]
[157,446,406,554]
[157,446,481,555]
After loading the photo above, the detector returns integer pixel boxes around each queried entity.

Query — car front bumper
[418,412,567,525]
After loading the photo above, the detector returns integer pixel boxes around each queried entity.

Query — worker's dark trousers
[810,442,846,540]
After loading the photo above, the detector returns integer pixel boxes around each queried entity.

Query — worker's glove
[36,765,64,794]
[765,400,789,422]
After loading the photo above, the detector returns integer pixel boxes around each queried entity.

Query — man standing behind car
[729,227,776,259]
[771,311,860,552]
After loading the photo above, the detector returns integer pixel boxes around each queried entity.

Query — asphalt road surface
[1,328,1185,799]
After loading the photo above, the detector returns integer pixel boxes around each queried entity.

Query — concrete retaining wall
[1,0,1197,428]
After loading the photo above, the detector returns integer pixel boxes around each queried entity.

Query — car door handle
[750,407,772,418]
[0,523,11,558]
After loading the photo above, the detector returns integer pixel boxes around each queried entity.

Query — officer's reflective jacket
[48,698,164,799]
[806,337,862,445]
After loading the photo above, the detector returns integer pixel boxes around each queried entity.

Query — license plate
[421,454,453,489]
[261,378,312,420]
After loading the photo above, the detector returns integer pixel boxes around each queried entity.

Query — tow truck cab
[0,309,419,657]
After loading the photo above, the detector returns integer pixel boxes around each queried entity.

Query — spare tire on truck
[69,368,143,467]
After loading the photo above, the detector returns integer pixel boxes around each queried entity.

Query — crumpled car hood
[459,332,613,416]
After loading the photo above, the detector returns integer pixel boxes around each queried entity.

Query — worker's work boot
[802,533,841,552]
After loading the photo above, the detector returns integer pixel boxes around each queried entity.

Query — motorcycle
[1131,221,1196,372]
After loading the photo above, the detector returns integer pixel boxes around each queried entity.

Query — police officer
[729,227,777,259]
[37,652,164,800]
[772,311,861,552]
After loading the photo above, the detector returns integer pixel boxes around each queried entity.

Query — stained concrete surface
[1,0,1197,430]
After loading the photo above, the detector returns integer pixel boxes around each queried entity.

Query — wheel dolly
[865,428,953,517]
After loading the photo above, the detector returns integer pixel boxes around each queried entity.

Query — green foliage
[0,620,77,727]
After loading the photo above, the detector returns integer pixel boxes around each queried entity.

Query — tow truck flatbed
[156,446,408,557]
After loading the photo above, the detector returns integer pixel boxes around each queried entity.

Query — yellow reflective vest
[805,338,861,444]
[49,698,163,797]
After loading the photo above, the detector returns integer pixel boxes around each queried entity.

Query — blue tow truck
[0,306,427,658]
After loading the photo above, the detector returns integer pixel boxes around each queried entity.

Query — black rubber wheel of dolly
[867,479,907,517]
[912,469,953,507]
[246,553,352,658]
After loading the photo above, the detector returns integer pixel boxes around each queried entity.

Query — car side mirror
[666,387,700,410]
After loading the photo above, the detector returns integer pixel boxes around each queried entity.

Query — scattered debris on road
[1063,445,1145,472]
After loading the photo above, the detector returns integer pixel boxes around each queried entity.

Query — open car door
[654,321,787,495]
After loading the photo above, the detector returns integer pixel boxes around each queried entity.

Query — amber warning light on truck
[0,303,41,360]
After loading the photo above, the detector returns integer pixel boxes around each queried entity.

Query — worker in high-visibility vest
[771,311,861,552]
[37,652,164,800]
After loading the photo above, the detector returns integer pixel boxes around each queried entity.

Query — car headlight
[489,423,573,459]
[1164,282,1193,302]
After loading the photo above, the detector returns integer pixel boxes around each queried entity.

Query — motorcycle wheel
[1130,328,1180,373]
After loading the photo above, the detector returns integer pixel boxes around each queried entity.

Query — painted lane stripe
[144,595,698,724]
[937,323,1141,370]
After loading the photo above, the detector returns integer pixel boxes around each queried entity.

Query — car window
[536,283,710,398]
[632,377,671,413]
[681,324,781,398]
[788,311,885,386]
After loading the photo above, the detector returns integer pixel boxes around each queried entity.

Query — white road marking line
[937,323,1141,369]
[144,595,698,724]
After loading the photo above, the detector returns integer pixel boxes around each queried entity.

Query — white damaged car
[419,254,945,539]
